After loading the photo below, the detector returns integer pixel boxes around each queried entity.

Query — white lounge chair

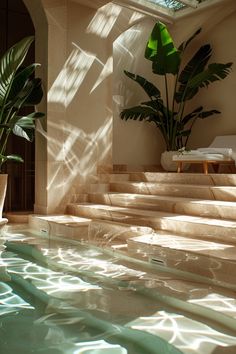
[173,135,236,174]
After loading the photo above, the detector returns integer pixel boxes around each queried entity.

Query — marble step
[87,192,236,220]
[29,214,92,240]
[67,203,236,244]
[28,214,153,246]
[109,181,236,201]
[127,232,236,287]
[127,172,236,186]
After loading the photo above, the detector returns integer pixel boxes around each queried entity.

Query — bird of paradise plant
[120,22,232,151]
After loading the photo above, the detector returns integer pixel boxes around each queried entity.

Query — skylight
[144,0,186,11]
[114,0,211,22]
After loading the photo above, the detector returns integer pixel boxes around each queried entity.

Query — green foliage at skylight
[147,0,185,10]
[146,0,207,11]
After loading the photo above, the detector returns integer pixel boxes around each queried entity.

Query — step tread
[68,202,236,228]
[89,191,236,207]
[110,181,236,190]
[128,232,236,261]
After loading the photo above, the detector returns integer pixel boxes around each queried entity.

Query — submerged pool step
[28,214,91,239]
[127,232,236,287]
[67,203,236,244]
[109,181,236,201]
[87,192,236,220]
[28,214,154,246]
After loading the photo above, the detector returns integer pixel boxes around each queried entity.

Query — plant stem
[164,73,170,146]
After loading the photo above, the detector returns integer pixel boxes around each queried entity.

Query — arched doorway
[0,0,35,212]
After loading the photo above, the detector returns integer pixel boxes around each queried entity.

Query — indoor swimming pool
[0,225,236,354]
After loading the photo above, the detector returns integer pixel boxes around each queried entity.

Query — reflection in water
[128,311,236,354]
[0,228,236,353]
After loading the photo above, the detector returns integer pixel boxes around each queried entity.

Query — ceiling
[113,0,227,22]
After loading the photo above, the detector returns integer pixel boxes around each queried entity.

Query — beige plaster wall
[113,0,236,164]
[24,0,236,214]
[113,17,165,166]
[172,0,236,149]
[31,0,149,213]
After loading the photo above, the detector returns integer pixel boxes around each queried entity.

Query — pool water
[0,226,236,354]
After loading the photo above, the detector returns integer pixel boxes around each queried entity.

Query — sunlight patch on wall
[86,3,122,38]
[48,66,67,107]
[39,116,112,201]
[66,44,96,106]
[129,11,145,24]
[90,56,113,93]
[48,44,96,107]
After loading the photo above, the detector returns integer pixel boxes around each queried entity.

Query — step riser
[88,194,236,221]
[29,215,90,240]
[67,204,236,243]
[128,239,236,288]
[129,173,236,186]
[110,182,236,201]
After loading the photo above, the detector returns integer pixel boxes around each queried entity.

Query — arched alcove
[1,0,35,212]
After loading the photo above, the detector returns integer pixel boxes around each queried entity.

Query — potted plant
[120,22,232,170]
[0,36,44,221]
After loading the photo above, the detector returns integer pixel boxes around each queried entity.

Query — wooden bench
[176,159,235,174]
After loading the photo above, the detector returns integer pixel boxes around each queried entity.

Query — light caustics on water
[0,229,236,354]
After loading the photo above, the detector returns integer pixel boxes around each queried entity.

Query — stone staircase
[61,172,236,288]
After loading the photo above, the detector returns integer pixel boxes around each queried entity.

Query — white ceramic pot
[160,151,178,172]
[0,174,8,219]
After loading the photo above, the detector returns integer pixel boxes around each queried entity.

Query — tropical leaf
[0,154,24,163]
[8,63,39,102]
[24,78,44,106]
[181,106,203,125]
[175,44,212,102]
[145,21,180,75]
[120,105,157,121]
[182,108,220,125]
[176,129,191,137]
[197,109,220,118]
[0,36,34,105]
[188,63,232,89]
[178,28,201,54]
[124,71,161,99]
[13,123,34,141]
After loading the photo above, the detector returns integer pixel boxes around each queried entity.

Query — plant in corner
[120,21,232,170]
[0,36,44,220]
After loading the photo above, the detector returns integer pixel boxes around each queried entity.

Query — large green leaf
[13,124,34,142]
[24,78,44,106]
[124,71,160,99]
[178,28,201,54]
[145,21,180,75]
[175,44,212,103]
[120,105,157,121]
[181,108,220,126]
[0,36,34,105]
[188,62,232,89]
[8,63,39,102]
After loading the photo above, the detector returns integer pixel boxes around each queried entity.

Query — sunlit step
[87,192,236,220]
[128,172,236,186]
[67,203,236,243]
[98,173,130,183]
[128,232,236,286]
[28,214,154,246]
[109,181,236,201]
[29,214,91,240]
